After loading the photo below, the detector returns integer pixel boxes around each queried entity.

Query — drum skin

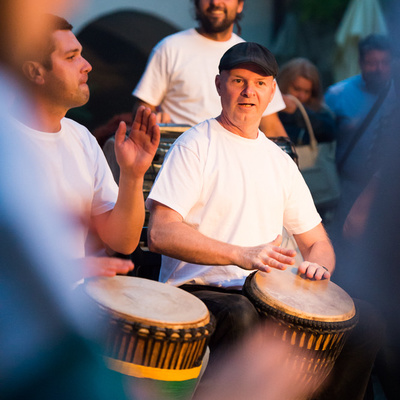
[243,269,358,391]
[84,276,214,374]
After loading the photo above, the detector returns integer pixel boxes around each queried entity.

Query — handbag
[286,95,340,208]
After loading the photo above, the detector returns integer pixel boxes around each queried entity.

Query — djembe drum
[84,276,214,400]
[243,268,358,394]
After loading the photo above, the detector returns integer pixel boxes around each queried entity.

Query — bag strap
[337,80,392,173]
[285,94,318,151]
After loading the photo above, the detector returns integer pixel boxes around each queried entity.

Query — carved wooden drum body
[243,269,358,391]
[84,276,214,399]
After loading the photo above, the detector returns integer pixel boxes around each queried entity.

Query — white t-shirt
[147,119,321,288]
[133,29,285,126]
[12,117,119,258]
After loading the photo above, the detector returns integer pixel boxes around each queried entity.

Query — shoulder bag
[287,94,341,209]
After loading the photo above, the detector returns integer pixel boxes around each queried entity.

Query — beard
[196,5,237,34]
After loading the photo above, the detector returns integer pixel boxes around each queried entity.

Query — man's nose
[210,0,223,7]
[241,84,255,97]
[82,57,92,73]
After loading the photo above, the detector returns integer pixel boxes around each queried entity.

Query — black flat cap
[218,42,278,78]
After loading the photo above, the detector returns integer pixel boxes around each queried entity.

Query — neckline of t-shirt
[12,116,65,140]
[191,28,240,46]
[210,118,262,144]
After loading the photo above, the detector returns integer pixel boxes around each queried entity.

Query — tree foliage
[294,0,350,25]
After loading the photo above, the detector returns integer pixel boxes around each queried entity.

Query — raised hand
[114,106,160,179]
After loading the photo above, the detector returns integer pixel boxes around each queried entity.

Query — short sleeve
[283,166,321,235]
[90,133,119,216]
[146,143,204,219]
[132,41,170,107]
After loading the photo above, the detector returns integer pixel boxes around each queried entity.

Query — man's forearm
[96,174,145,254]
[148,219,241,266]
[147,204,298,272]
[302,240,335,274]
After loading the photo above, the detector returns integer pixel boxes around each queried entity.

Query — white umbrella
[333,0,388,82]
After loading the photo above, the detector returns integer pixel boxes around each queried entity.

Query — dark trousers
[181,286,385,400]
[180,285,260,353]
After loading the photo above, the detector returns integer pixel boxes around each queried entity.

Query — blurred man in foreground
[0,2,137,399]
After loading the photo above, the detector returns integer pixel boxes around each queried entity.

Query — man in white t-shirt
[11,14,160,280]
[132,0,287,136]
[146,42,385,400]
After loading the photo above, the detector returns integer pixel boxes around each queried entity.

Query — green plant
[294,0,350,25]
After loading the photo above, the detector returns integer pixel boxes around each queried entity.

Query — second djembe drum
[243,268,358,394]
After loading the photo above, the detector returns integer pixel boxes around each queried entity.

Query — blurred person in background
[324,32,399,400]
[324,34,395,241]
[343,102,400,400]
[324,32,396,321]
[277,58,336,146]
[352,105,400,400]
[131,0,286,136]
[277,58,337,223]
[327,44,400,400]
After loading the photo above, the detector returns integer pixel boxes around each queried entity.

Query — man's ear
[215,74,221,96]
[237,0,245,14]
[22,61,45,84]
[269,79,277,103]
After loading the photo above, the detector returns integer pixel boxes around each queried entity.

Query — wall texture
[67,0,274,45]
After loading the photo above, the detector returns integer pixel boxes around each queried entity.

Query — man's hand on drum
[79,256,134,279]
[298,261,331,280]
[238,234,296,272]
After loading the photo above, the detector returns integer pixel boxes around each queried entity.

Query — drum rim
[243,272,359,332]
[94,300,211,330]
[83,276,211,329]
[102,310,216,340]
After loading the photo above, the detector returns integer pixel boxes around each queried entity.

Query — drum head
[248,268,355,322]
[84,276,209,329]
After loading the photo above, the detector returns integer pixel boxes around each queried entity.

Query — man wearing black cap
[146,43,384,400]
[147,41,333,340]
